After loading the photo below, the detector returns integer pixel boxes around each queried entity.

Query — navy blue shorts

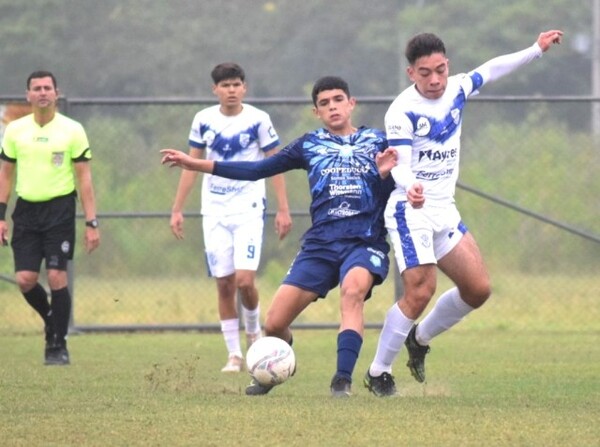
[282,238,390,300]
[11,192,76,272]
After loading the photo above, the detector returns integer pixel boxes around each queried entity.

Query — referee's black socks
[50,287,71,346]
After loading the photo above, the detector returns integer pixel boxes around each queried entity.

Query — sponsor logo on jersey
[209,182,245,195]
[327,201,360,218]
[367,247,385,259]
[329,183,363,197]
[415,168,455,181]
[387,124,402,134]
[418,148,457,162]
[321,165,371,176]
[414,117,431,137]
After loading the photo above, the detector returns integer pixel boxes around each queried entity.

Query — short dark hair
[211,63,245,84]
[311,76,350,106]
[405,33,446,65]
[27,70,57,90]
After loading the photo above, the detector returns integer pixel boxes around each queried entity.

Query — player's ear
[348,96,356,109]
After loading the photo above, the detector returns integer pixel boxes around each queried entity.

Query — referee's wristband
[0,202,6,221]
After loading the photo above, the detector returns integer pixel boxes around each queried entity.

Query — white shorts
[202,213,265,278]
[385,201,468,273]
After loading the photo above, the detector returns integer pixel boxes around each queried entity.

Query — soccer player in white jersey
[363,30,563,396]
[169,63,292,373]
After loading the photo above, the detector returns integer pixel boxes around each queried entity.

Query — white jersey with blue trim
[386,42,543,207]
[188,103,280,216]
[385,72,483,206]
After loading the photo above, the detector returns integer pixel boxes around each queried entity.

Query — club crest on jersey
[451,108,461,125]
[239,133,250,148]
[203,130,216,147]
[414,117,431,137]
[52,151,65,167]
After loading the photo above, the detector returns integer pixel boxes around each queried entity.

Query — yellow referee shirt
[1,113,91,202]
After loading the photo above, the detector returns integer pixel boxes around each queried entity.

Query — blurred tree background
[0,0,593,97]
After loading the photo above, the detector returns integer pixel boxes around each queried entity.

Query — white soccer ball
[246,336,296,386]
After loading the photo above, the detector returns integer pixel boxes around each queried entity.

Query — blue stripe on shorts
[394,201,418,268]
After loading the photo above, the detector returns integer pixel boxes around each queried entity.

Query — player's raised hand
[376,148,398,179]
[537,30,563,52]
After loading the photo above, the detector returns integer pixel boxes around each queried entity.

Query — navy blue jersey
[214,126,392,244]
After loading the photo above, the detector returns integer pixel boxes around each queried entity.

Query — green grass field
[1,328,598,447]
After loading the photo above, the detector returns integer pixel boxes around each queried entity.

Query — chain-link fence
[0,96,598,334]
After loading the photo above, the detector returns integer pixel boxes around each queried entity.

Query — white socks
[369,288,475,376]
[417,287,474,345]
[220,318,242,358]
[369,304,414,376]
[242,304,261,335]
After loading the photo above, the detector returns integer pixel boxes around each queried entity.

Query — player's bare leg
[409,233,491,381]
[246,285,316,396]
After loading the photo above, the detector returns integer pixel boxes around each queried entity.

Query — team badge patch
[239,133,250,148]
[52,151,65,167]
[370,255,382,268]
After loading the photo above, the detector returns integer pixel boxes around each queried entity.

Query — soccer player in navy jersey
[162,76,394,397]
[362,30,563,397]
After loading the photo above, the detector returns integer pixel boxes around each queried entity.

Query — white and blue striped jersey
[188,103,280,216]
[385,72,483,206]
[386,42,543,207]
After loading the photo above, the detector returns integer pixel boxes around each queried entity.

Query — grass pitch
[0,329,598,447]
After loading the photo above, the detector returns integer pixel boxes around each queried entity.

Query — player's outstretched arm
[160,148,215,173]
[536,30,563,52]
[472,29,563,86]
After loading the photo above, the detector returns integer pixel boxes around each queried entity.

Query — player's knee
[263,320,289,341]
[47,270,68,290]
[340,284,367,306]
[235,273,256,293]
[462,281,492,309]
[15,273,38,293]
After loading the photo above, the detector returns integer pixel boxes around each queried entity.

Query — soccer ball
[246,336,296,386]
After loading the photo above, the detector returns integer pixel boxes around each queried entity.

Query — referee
[0,71,100,365]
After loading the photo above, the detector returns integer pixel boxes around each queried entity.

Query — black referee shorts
[11,192,76,272]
